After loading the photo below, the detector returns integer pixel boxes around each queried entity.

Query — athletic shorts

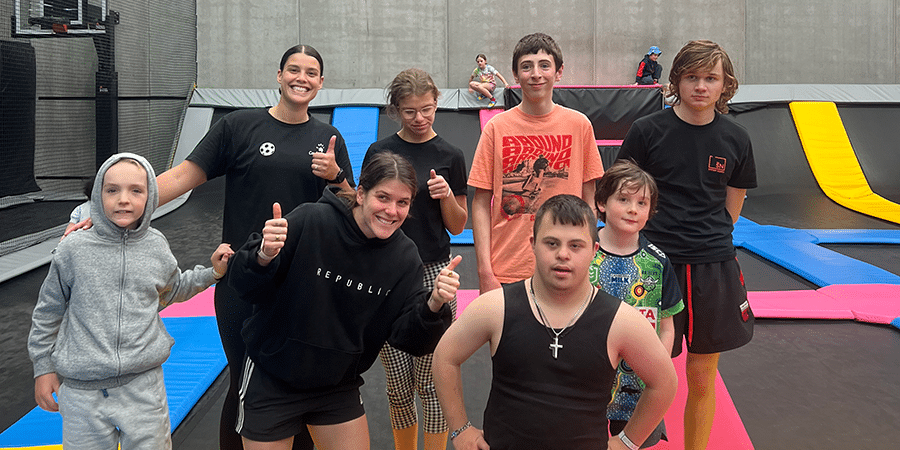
[235,356,365,442]
[479,81,496,91]
[671,258,754,356]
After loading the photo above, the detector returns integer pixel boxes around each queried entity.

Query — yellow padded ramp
[789,101,900,225]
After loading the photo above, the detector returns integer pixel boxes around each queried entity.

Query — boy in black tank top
[434,194,678,450]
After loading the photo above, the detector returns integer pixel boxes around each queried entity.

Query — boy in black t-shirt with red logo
[617,40,757,450]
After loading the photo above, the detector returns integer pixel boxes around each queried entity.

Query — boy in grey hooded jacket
[28,153,233,449]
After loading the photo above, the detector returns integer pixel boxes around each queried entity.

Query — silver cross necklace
[529,279,595,359]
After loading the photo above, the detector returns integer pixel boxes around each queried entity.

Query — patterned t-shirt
[589,233,683,422]
[472,64,500,84]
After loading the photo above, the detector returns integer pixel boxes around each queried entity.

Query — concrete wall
[198,0,900,89]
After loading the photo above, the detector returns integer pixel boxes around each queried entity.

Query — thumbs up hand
[429,255,463,311]
[312,135,340,181]
[259,202,288,262]
[427,169,452,200]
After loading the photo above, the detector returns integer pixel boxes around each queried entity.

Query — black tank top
[483,280,619,449]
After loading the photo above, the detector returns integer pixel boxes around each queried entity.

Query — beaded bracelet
[449,420,472,440]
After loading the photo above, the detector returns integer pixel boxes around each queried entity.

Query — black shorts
[671,258,754,356]
[235,356,366,442]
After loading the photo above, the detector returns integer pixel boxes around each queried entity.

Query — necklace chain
[529,279,595,359]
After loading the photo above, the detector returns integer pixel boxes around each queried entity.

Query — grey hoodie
[28,153,218,390]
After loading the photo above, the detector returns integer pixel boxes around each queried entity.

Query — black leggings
[214,283,314,449]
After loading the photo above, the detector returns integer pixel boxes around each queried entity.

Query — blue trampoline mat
[0,316,226,448]
[331,106,380,186]
[733,217,900,287]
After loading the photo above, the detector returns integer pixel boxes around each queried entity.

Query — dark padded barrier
[597,144,621,171]
[503,86,663,140]
[0,41,40,198]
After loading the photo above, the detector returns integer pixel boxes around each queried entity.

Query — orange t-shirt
[468,104,605,283]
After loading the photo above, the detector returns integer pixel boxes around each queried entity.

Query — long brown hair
[667,40,738,114]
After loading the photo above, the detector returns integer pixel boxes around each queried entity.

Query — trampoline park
[2,2,900,450]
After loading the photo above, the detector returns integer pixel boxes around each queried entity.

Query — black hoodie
[229,186,452,390]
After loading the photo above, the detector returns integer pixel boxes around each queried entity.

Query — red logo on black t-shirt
[708,156,726,173]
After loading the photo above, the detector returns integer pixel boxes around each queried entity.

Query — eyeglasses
[400,105,437,120]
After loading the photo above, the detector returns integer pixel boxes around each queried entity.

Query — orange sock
[424,431,449,450]
[392,424,418,450]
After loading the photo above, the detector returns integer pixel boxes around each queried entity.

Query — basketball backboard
[12,0,109,37]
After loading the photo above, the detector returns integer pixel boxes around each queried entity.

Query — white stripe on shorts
[235,356,255,434]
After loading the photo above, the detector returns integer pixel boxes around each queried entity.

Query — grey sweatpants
[58,366,172,450]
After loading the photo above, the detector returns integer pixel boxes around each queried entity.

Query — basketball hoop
[12,0,112,37]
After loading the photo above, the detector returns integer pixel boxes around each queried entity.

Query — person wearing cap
[634,46,663,85]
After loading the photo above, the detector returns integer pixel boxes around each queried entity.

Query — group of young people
[29,31,755,450]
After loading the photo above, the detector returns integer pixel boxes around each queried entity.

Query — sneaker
[477,94,484,100]
[488,99,496,108]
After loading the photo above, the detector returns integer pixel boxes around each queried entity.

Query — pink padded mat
[159,285,217,317]
[749,284,900,324]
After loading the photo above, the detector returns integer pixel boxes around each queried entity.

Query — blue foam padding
[161,316,227,428]
[732,217,817,246]
[804,229,900,244]
[0,406,62,447]
[449,228,473,245]
[0,316,226,448]
[331,107,380,186]
[732,217,900,287]
[892,317,900,331]
[740,239,900,287]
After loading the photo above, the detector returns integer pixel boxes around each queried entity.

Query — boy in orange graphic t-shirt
[468,32,605,293]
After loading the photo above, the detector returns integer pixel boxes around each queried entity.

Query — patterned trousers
[379,258,457,433]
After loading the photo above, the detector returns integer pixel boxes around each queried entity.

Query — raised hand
[431,255,463,309]
[210,243,234,277]
[311,135,341,181]
[259,203,288,263]
[427,169,453,200]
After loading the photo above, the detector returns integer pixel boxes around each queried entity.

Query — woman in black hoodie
[229,152,460,450]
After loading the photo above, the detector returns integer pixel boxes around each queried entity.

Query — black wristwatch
[328,167,346,184]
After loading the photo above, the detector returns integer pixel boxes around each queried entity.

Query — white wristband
[257,244,275,262]
[618,430,639,450]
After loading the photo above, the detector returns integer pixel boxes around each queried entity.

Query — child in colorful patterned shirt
[590,159,684,448]
[468,53,510,108]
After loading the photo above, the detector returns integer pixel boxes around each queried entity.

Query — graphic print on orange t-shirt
[499,134,572,219]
